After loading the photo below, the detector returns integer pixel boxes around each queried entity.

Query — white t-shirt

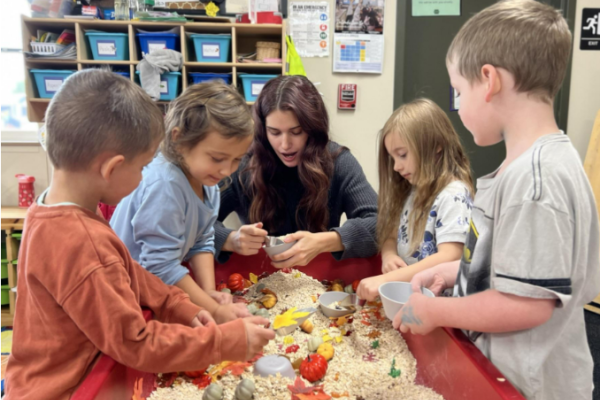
[396,180,472,265]
[455,133,600,400]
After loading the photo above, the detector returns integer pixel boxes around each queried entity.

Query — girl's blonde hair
[162,81,253,168]
[377,98,474,252]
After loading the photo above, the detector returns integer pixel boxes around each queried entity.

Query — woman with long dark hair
[214,75,378,268]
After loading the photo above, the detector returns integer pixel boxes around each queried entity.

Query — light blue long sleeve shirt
[111,154,219,285]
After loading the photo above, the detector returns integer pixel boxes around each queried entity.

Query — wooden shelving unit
[21,16,286,122]
[1,207,26,327]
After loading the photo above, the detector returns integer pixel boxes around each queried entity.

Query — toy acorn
[330,283,344,292]
[300,319,314,333]
[260,293,277,309]
[308,336,323,352]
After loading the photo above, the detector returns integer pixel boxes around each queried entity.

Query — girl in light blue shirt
[111,81,254,324]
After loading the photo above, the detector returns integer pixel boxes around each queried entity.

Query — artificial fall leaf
[340,329,347,336]
[284,336,295,345]
[362,352,378,362]
[274,307,311,329]
[331,392,350,398]
[286,344,300,354]
[132,377,145,400]
[360,320,372,326]
[192,374,211,389]
[311,295,318,303]
[371,340,380,349]
[249,273,259,284]
[373,310,386,321]
[344,330,353,337]
[329,322,337,328]
[321,329,329,335]
[322,335,333,342]
[221,360,253,377]
[366,330,382,339]
[336,317,347,326]
[292,358,304,370]
[334,336,343,344]
[157,372,177,388]
[287,376,332,400]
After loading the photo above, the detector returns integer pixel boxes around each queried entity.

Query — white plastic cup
[378,282,435,320]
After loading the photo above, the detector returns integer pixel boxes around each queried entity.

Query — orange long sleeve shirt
[5,203,248,399]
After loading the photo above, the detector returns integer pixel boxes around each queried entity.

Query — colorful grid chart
[340,41,366,62]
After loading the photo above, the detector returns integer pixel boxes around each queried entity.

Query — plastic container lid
[85,32,128,36]
[30,69,76,73]
[136,32,179,37]
[135,71,181,75]
[190,33,232,38]
[15,174,35,183]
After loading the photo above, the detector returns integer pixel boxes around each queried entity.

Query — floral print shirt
[397,181,473,265]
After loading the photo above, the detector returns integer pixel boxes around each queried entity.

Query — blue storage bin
[191,34,231,63]
[189,72,232,85]
[239,74,278,102]
[30,69,76,98]
[137,33,180,57]
[114,71,131,78]
[86,32,129,61]
[135,71,181,101]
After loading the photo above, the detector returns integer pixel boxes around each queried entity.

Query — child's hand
[214,303,252,324]
[411,266,451,296]
[242,316,275,360]
[207,289,233,305]
[231,223,268,255]
[191,310,216,327]
[393,292,436,335]
[356,275,388,301]
[382,254,408,274]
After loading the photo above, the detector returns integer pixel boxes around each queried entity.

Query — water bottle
[114,0,129,20]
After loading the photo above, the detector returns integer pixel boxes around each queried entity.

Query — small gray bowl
[253,355,296,380]
[263,240,298,260]
[318,292,360,318]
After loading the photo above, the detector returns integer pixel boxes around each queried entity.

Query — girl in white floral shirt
[358,98,473,301]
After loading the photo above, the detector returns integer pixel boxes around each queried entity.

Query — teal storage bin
[136,71,181,101]
[86,32,129,61]
[31,69,76,98]
[239,74,278,102]
[191,34,231,63]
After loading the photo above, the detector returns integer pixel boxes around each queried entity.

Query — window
[1,3,38,143]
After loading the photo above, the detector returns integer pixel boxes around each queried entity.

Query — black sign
[581,8,600,50]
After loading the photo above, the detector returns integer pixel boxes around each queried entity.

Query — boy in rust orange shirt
[5,70,274,400]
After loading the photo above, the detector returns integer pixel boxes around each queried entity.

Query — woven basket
[256,41,281,61]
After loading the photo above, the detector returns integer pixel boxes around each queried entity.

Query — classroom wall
[566,0,600,159]
[296,0,397,190]
[1,144,52,207]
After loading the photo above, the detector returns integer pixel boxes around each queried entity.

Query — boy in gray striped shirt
[396,2,600,399]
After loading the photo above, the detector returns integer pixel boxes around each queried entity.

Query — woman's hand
[270,231,324,269]
[226,223,268,255]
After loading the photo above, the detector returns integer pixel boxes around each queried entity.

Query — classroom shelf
[22,16,286,122]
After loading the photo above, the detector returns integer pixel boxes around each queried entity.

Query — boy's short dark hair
[46,69,164,170]
[447,0,572,103]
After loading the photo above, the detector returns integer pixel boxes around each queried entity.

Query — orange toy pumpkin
[216,281,228,291]
[300,354,328,382]
[228,273,245,292]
